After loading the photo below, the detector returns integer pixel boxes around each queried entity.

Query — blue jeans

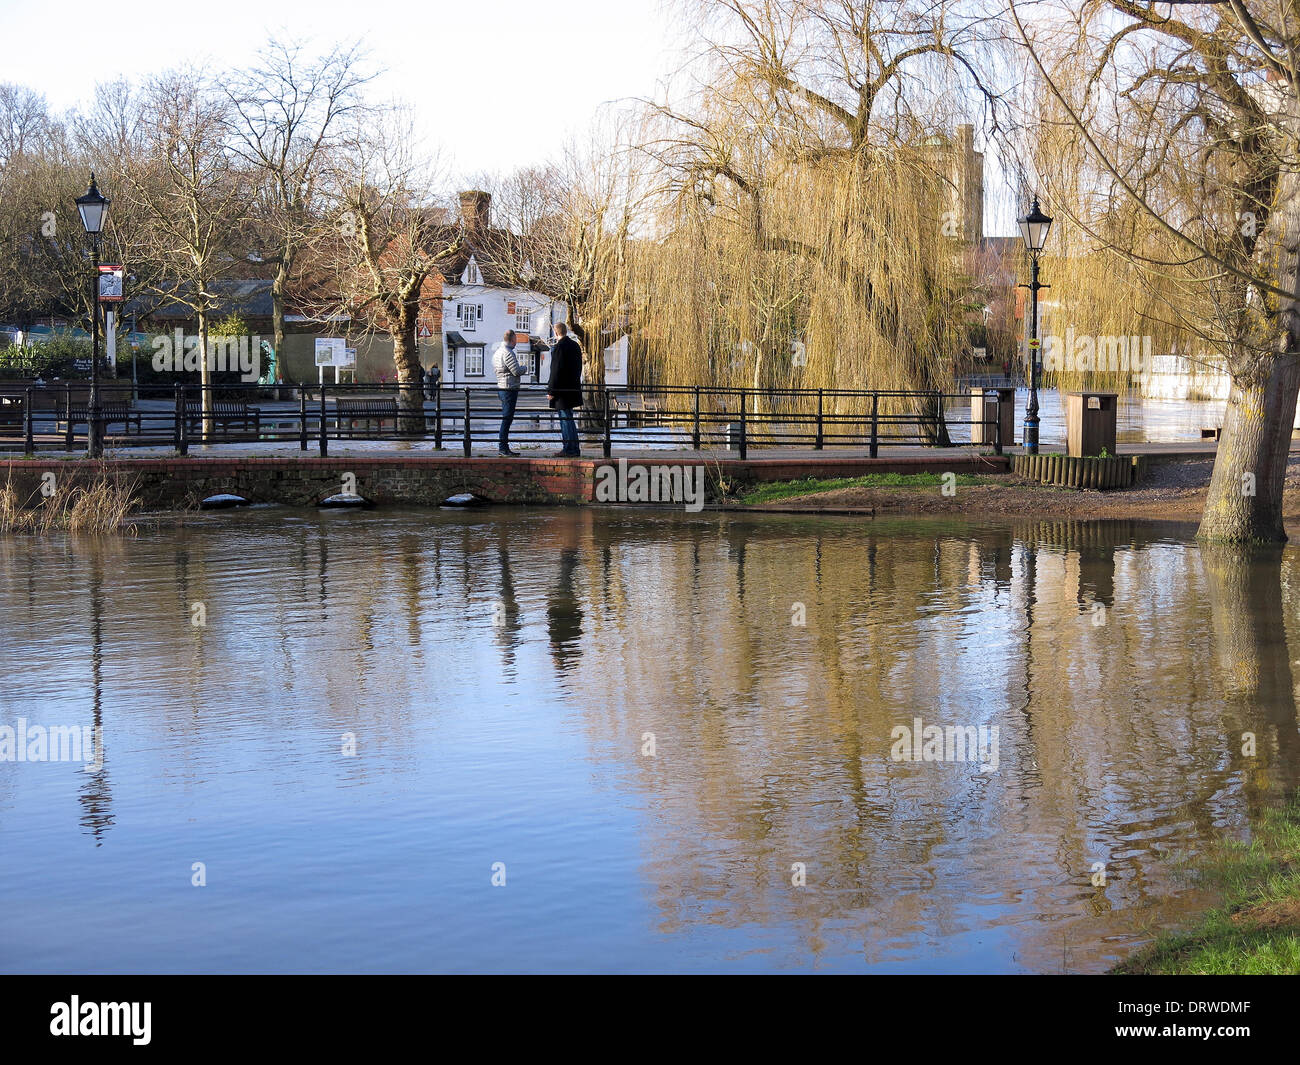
[558,408,579,454]
[498,388,519,451]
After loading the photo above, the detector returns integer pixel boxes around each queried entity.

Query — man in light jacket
[492,330,524,457]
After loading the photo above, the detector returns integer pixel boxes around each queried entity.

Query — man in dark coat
[547,322,584,457]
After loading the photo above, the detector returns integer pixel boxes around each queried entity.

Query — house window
[514,305,532,332]
[457,303,481,332]
[605,346,622,372]
[463,346,485,376]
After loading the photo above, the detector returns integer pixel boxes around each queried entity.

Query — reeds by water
[1,473,141,534]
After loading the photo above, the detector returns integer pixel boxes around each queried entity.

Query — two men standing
[492,322,584,458]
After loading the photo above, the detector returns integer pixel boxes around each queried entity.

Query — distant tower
[953,124,984,244]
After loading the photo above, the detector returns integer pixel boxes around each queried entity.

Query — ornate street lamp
[76,174,110,458]
[1017,197,1052,454]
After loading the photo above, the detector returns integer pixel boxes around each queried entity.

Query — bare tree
[478,114,654,395]
[224,38,374,378]
[114,69,254,434]
[319,110,462,429]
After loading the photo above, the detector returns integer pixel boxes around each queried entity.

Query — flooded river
[1,508,1296,972]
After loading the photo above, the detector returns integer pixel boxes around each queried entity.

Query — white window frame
[514,304,532,332]
[463,346,485,377]
[458,303,481,332]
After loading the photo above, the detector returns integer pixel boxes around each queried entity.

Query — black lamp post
[76,174,110,458]
[1017,197,1052,454]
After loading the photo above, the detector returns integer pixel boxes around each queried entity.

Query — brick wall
[0,454,1009,511]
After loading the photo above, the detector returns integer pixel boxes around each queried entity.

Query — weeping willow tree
[998,63,1258,403]
[632,0,1008,441]
[1020,117,1196,396]
[1010,0,1300,543]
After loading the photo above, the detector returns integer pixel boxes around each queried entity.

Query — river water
[1,508,1296,973]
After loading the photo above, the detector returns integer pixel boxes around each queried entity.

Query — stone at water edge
[199,494,250,510]
[319,493,373,509]
[441,493,488,508]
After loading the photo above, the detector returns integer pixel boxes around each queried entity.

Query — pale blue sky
[0,0,683,178]
[2,0,1020,231]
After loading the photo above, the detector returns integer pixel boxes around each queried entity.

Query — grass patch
[741,472,987,505]
[1113,797,1300,975]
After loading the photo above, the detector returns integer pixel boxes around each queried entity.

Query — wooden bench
[185,401,261,436]
[334,398,400,432]
[56,402,142,434]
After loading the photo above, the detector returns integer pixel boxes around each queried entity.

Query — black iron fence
[0,381,1008,459]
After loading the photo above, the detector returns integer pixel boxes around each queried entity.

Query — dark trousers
[558,407,579,454]
[498,388,519,451]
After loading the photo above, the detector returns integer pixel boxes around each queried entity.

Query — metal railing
[0,380,1008,459]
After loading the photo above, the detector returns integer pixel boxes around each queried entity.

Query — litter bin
[970,387,1014,448]
[1066,392,1118,457]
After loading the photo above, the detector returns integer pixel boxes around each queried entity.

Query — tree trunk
[1199,157,1300,543]
[197,309,213,442]
[1198,361,1300,542]
[272,258,290,383]
[391,302,425,436]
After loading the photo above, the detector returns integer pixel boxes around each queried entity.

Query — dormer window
[462,255,482,285]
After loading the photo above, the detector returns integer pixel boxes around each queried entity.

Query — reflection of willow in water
[3,512,1298,969]
[556,515,1300,969]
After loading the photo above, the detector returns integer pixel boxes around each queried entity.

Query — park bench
[185,400,262,436]
[55,402,142,435]
[334,397,400,432]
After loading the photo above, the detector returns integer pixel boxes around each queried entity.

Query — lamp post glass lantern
[1018,197,1052,454]
[76,174,110,457]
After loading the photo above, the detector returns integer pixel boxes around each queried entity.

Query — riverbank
[739,458,1300,532]
[1113,799,1300,975]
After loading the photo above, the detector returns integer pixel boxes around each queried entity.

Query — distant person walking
[493,330,524,457]
[547,322,583,457]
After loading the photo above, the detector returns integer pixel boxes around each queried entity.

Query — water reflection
[0,510,1297,973]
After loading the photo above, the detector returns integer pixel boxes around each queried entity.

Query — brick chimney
[458,190,491,238]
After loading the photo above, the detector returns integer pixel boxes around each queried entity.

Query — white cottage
[439,191,630,389]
